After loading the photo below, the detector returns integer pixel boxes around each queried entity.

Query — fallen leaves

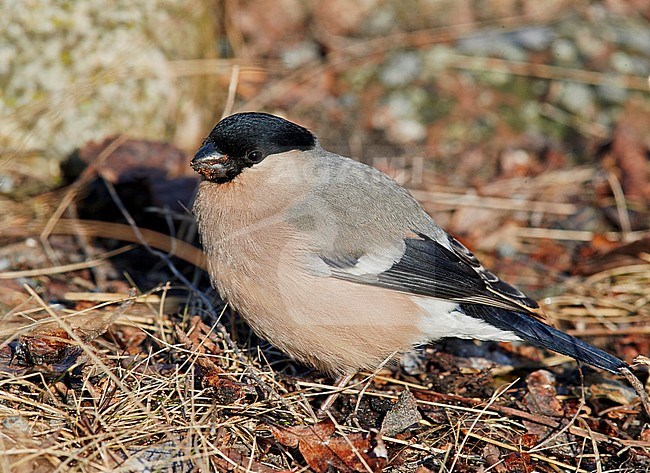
[272,421,387,473]
[8,330,85,373]
[0,290,135,375]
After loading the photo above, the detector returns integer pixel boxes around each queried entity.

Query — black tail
[461,304,627,374]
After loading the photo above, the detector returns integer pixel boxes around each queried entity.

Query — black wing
[326,233,540,315]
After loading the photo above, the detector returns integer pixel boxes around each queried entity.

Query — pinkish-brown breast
[193,152,430,374]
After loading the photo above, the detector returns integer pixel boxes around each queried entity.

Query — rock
[551,38,578,64]
[381,390,422,436]
[281,41,321,69]
[380,52,422,87]
[558,82,595,116]
[422,45,456,77]
[511,26,555,51]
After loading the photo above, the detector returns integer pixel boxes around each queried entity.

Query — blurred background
[2,0,649,294]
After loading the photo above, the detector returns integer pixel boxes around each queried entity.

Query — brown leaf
[272,421,336,449]
[503,452,533,472]
[598,98,650,231]
[202,372,250,405]
[522,370,566,450]
[4,330,85,374]
[74,137,191,184]
[22,329,72,359]
[186,316,223,357]
[63,137,198,225]
[272,421,386,472]
[523,370,564,417]
[271,425,304,449]
[640,427,650,442]
[108,325,147,355]
[518,433,539,449]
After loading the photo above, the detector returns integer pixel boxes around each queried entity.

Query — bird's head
[191,112,317,183]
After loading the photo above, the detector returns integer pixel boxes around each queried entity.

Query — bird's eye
[247,150,264,163]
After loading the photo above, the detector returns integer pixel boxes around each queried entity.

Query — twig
[619,366,650,419]
[577,418,603,473]
[3,218,206,269]
[242,8,587,110]
[351,352,398,422]
[64,201,109,286]
[461,430,590,473]
[0,245,136,279]
[325,410,375,473]
[530,378,586,454]
[449,380,517,472]
[565,326,650,337]
[405,382,648,447]
[222,65,240,119]
[450,55,649,92]
[20,286,146,407]
[606,171,632,241]
[514,227,650,243]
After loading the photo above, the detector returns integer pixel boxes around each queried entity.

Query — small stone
[611,51,647,75]
[281,41,320,69]
[512,26,555,51]
[597,80,628,104]
[558,82,595,115]
[364,8,395,35]
[575,27,607,59]
[124,439,194,473]
[616,25,650,55]
[589,378,638,405]
[381,390,422,437]
[380,52,422,87]
[422,45,456,76]
[2,416,29,432]
[0,175,15,193]
[401,350,426,375]
[551,39,577,64]
[389,119,427,143]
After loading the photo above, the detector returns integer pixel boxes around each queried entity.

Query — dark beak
[191,142,234,182]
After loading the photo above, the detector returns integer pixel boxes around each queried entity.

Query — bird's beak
[191,142,234,181]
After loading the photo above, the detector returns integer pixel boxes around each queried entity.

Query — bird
[191,111,628,378]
